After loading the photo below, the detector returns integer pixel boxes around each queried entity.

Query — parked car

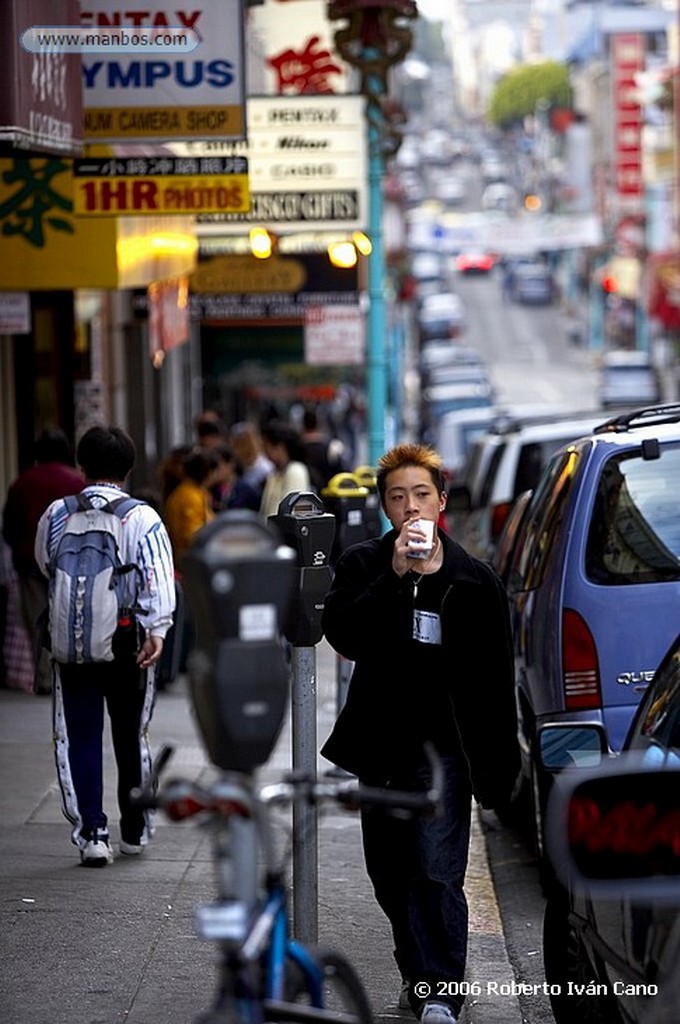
[505,403,680,879]
[541,629,680,1023]
[417,292,467,342]
[448,412,600,562]
[599,349,661,408]
[436,405,501,480]
[420,342,484,375]
[510,262,554,304]
[481,183,518,214]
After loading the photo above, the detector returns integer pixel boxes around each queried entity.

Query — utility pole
[328,0,417,467]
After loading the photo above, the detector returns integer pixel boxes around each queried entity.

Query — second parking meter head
[269,491,335,647]
[321,472,369,563]
[181,510,296,773]
[352,465,383,539]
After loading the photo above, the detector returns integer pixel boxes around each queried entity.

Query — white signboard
[81,0,246,142]
[304,305,364,365]
[181,95,368,233]
[0,292,31,333]
[248,0,348,95]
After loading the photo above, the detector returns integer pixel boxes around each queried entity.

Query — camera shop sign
[73,154,249,214]
[194,95,368,233]
[80,0,246,142]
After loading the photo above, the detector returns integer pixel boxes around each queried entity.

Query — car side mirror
[538,724,608,770]
[545,756,680,900]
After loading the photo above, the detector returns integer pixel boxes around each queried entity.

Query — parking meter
[269,492,335,646]
[353,465,383,539]
[321,472,369,564]
[181,510,296,773]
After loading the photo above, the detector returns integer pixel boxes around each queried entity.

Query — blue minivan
[504,404,680,870]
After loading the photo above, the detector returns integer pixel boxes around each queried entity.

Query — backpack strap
[106,496,149,605]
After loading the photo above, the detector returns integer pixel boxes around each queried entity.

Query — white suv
[448,414,602,561]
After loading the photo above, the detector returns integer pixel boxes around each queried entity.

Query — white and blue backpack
[47,493,143,664]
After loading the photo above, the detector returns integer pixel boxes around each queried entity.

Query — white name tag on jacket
[413,609,441,645]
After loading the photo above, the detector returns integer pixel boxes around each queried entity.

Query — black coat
[320,529,521,810]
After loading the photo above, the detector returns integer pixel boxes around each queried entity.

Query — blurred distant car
[436,405,501,480]
[420,342,484,374]
[599,349,661,408]
[511,262,554,304]
[418,292,467,341]
[481,154,506,183]
[455,251,496,275]
[481,183,518,214]
[434,176,466,207]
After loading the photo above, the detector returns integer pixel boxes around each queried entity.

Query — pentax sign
[80,0,246,142]
[73,155,250,215]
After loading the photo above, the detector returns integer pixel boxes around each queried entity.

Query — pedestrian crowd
[1,406,349,697]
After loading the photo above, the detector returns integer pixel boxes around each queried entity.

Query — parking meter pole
[291,644,318,944]
[269,493,335,948]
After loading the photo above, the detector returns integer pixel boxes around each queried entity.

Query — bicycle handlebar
[131,743,444,821]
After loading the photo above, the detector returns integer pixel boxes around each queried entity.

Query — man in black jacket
[321,442,520,1024]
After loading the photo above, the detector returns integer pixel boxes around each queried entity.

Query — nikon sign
[180,95,368,233]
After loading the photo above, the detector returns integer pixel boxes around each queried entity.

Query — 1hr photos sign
[73,155,250,214]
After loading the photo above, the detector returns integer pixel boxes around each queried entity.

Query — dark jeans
[360,757,471,1015]
[55,624,155,848]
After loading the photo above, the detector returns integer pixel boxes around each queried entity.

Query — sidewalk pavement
[0,640,522,1024]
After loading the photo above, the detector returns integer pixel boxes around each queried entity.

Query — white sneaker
[419,1002,458,1024]
[119,839,144,856]
[80,831,114,867]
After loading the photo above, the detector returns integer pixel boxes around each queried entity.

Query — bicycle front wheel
[267,947,373,1024]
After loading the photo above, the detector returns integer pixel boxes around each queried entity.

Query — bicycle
[132,745,443,1024]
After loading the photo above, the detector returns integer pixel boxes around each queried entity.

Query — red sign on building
[612,33,644,202]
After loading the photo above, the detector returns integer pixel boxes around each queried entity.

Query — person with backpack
[34,426,176,867]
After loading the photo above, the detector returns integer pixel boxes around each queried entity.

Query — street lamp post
[328,0,417,467]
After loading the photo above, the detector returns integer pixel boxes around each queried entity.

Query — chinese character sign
[249,0,348,94]
[612,33,643,203]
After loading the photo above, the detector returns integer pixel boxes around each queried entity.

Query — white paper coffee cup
[408,518,435,559]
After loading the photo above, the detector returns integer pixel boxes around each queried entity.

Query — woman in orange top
[164,448,220,565]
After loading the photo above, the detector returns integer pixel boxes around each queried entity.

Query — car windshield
[586,445,680,584]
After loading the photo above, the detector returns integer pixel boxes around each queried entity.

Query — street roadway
[449,260,599,414]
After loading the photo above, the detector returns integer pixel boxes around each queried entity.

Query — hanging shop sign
[612,33,643,204]
[248,0,348,95]
[81,0,246,142]
[180,94,367,233]
[0,157,197,289]
[0,0,83,155]
[304,304,364,365]
[0,292,31,333]
[73,155,249,215]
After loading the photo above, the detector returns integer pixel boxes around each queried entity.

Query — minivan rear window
[586,446,680,584]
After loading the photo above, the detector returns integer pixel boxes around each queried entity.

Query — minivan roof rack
[594,403,680,434]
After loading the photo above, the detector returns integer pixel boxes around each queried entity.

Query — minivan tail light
[562,608,602,710]
[491,501,512,542]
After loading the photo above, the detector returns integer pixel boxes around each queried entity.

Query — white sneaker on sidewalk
[419,1001,458,1024]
